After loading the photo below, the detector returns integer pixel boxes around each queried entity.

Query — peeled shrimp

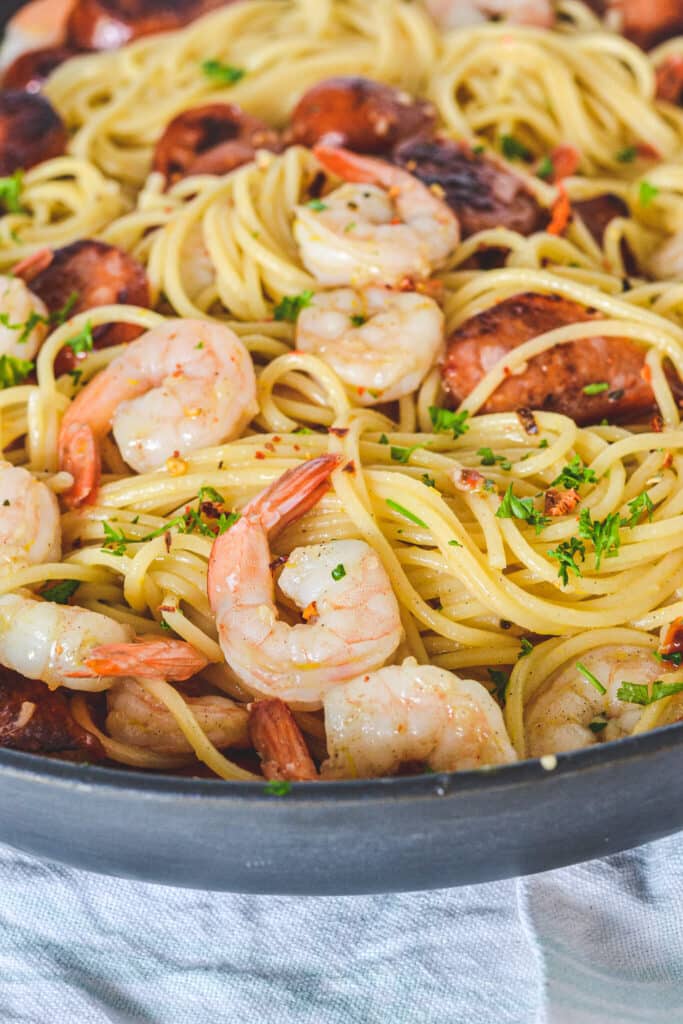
[0,462,60,570]
[106,678,248,756]
[294,146,460,287]
[0,274,49,362]
[322,660,517,779]
[0,0,75,71]
[424,0,554,29]
[296,286,444,405]
[525,645,662,756]
[647,232,683,281]
[58,318,258,507]
[0,593,207,692]
[208,455,403,710]
[248,697,318,781]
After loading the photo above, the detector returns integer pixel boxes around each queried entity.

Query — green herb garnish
[477,447,511,471]
[617,680,683,705]
[496,484,550,534]
[501,134,532,161]
[264,780,292,796]
[40,579,80,604]
[0,171,24,213]
[390,444,421,464]
[548,536,586,585]
[385,498,428,528]
[307,198,328,211]
[274,290,314,323]
[536,155,554,180]
[65,321,94,355]
[639,181,659,207]
[576,661,607,694]
[349,314,367,327]
[201,59,246,85]
[582,382,609,396]
[551,455,597,489]
[616,146,637,163]
[331,563,346,581]
[428,406,469,438]
[623,490,654,527]
[0,354,33,388]
[578,508,622,569]
[488,668,509,704]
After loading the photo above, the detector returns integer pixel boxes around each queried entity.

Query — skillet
[1,0,682,894]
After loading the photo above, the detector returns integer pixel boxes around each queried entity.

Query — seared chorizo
[602,0,683,49]
[573,193,638,273]
[393,137,547,239]
[152,104,280,185]
[656,54,683,104]
[24,240,150,374]
[2,46,78,93]
[442,292,661,425]
[0,667,102,757]
[290,77,436,155]
[0,90,66,175]
[67,0,229,50]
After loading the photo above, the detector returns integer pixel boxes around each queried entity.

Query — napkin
[0,833,681,1024]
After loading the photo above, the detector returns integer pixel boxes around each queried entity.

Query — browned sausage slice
[67,0,229,50]
[2,46,79,93]
[573,193,638,273]
[0,668,103,758]
[152,104,280,185]
[290,77,436,155]
[0,90,67,174]
[24,240,150,374]
[442,293,659,425]
[393,137,547,239]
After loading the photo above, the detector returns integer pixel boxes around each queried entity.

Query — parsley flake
[390,444,421,464]
[40,579,80,604]
[349,314,367,327]
[478,447,511,471]
[264,780,292,796]
[578,508,622,569]
[496,484,550,534]
[551,455,597,489]
[623,491,654,527]
[488,668,509,704]
[501,134,532,161]
[582,381,609,395]
[428,406,469,438]
[0,171,24,213]
[548,536,586,585]
[576,661,607,694]
[201,59,246,85]
[0,354,33,388]
[537,155,554,180]
[639,180,659,206]
[307,198,328,211]
[274,290,314,323]
[616,145,637,163]
[385,498,428,528]
[65,322,94,355]
[331,563,346,581]
[617,680,683,705]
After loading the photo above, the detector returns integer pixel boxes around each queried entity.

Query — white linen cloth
[0,834,681,1024]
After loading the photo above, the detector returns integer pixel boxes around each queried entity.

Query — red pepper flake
[548,183,572,236]
[264,442,276,453]
[548,144,580,182]
[302,601,318,622]
[342,460,356,473]
[329,427,349,437]
[544,487,580,517]
[636,141,661,160]
[452,468,485,492]
[641,364,652,384]
[652,414,664,433]
[272,436,281,443]
[255,451,266,460]
[516,407,539,435]
[662,617,683,655]
[663,452,673,469]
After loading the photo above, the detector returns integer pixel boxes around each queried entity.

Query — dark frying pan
[1,1,682,895]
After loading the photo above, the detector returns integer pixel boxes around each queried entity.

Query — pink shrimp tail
[58,421,101,509]
[65,638,209,681]
[313,144,390,186]
[12,247,53,283]
[207,453,342,607]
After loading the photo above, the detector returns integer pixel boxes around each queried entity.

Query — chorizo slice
[0,668,103,758]
[2,45,78,92]
[152,103,280,185]
[573,193,638,273]
[393,137,547,239]
[442,292,661,425]
[289,77,436,155]
[67,0,230,51]
[23,240,150,374]
[0,90,67,175]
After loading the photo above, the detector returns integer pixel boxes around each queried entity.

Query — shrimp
[105,678,248,756]
[293,145,460,287]
[58,319,258,507]
[423,0,554,29]
[0,0,75,72]
[248,698,318,780]
[321,660,517,779]
[296,286,444,405]
[647,231,683,281]
[525,645,662,756]
[208,455,404,710]
[0,461,61,570]
[0,593,208,692]
[0,274,49,362]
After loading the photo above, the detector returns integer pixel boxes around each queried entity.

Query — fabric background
[0,834,681,1024]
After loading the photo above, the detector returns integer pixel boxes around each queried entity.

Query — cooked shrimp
[106,677,248,755]
[293,145,460,287]
[0,0,75,72]
[321,660,517,779]
[208,455,403,710]
[0,273,49,362]
[0,593,208,692]
[248,697,318,780]
[424,0,554,28]
[296,286,444,405]
[0,462,61,570]
[58,319,258,507]
[525,645,662,756]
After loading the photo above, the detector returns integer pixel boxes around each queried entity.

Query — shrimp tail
[244,453,342,535]
[313,144,387,186]
[12,247,54,283]
[249,698,318,781]
[58,421,101,509]
[65,638,209,681]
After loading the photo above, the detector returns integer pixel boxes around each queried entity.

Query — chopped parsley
[536,155,554,180]
[589,716,608,733]
[616,145,637,163]
[385,498,428,528]
[0,171,24,213]
[379,434,389,445]
[576,661,607,695]
[349,314,367,327]
[639,180,659,207]
[548,536,586,585]
[478,447,511,470]
[0,291,79,346]
[447,538,462,547]
[501,134,532,161]
[582,381,609,395]
[578,508,622,569]
[274,290,314,323]
[307,198,328,211]
[518,637,534,658]
[654,650,683,667]
[551,455,597,489]
[102,493,240,555]
[40,579,80,604]
[65,321,94,355]
[201,59,246,85]
[428,406,469,438]
[390,444,421,464]
[293,426,313,435]
[331,563,346,581]
[264,780,292,796]
[102,520,129,556]
[495,484,550,534]
[617,680,683,705]
[422,473,436,488]
[623,490,654,527]
[0,354,33,388]
[488,668,509,704]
